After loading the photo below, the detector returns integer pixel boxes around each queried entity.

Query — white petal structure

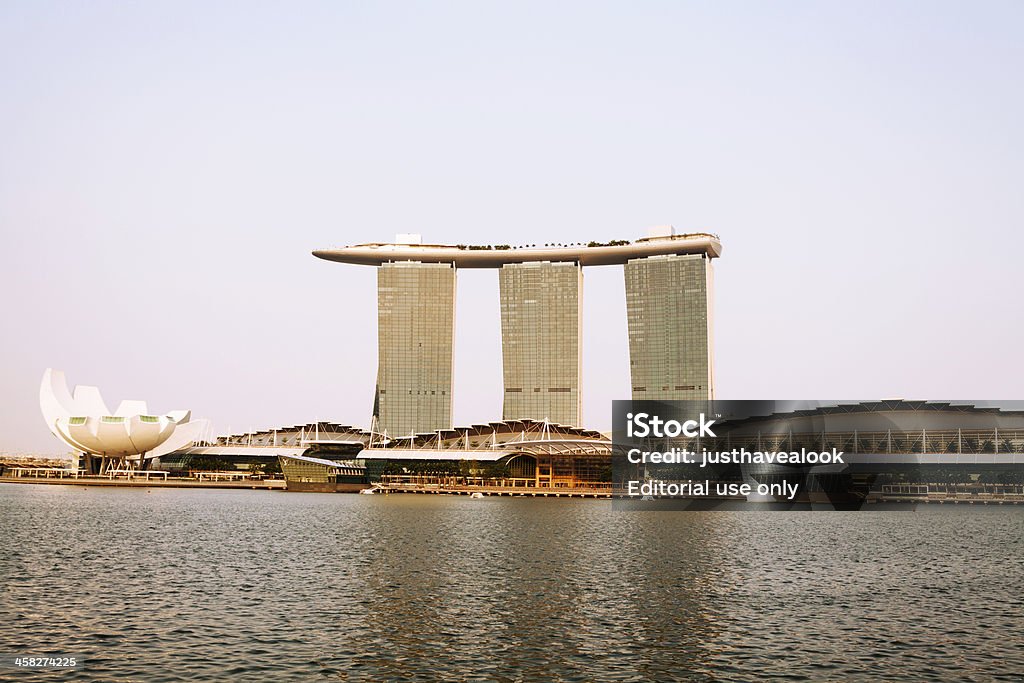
[40,369,210,461]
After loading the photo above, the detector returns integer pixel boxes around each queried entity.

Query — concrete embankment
[0,476,287,490]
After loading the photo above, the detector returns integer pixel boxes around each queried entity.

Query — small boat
[469,491,485,499]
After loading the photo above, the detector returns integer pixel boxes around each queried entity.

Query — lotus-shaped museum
[40,368,209,471]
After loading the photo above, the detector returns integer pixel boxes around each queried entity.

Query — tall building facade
[624,253,714,401]
[499,262,582,427]
[374,262,456,437]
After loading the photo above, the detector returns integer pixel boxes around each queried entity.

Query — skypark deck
[312,232,722,267]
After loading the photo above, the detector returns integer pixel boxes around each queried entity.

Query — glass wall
[624,254,713,402]
[375,262,456,437]
[499,261,582,427]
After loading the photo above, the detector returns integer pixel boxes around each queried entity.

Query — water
[1,483,1023,681]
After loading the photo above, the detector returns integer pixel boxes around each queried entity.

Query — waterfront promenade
[373,474,611,498]
[0,472,286,490]
[376,483,611,498]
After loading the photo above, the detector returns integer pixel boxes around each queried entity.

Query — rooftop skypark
[312,229,722,268]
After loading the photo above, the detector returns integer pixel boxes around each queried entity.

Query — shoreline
[4,478,1024,505]
[0,476,287,491]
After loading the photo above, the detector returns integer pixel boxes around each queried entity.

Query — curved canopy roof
[718,400,1024,434]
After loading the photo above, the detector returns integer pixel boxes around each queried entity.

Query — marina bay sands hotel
[313,228,721,437]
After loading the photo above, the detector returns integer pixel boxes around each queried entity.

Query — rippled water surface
[2,484,1023,681]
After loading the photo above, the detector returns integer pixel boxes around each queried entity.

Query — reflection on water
[1,484,1023,681]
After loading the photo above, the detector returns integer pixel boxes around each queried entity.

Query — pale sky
[2,1,1022,454]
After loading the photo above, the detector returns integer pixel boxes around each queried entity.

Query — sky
[2,1,1022,454]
